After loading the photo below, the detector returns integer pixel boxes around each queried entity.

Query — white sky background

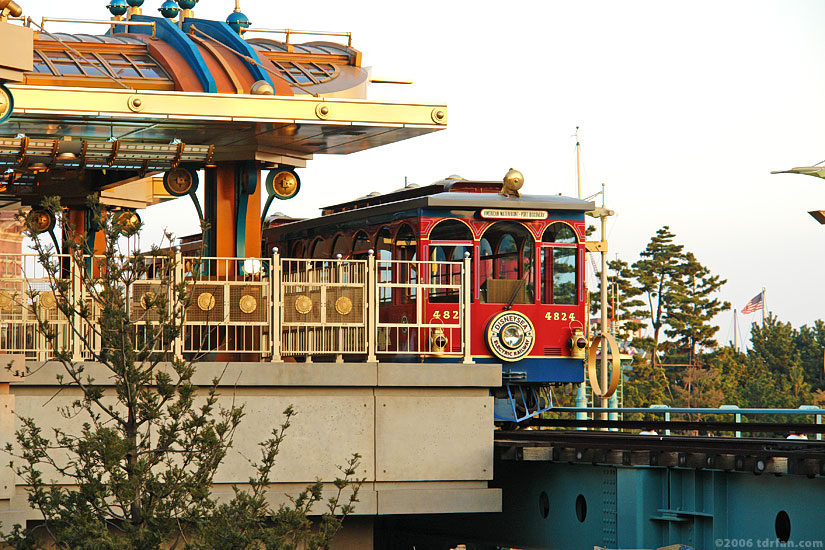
[22,0,825,341]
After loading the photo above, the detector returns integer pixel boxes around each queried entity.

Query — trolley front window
[541,222,578,305]
[480,222,534,304]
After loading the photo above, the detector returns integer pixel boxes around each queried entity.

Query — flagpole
[762,286,766,324]
[733,306,737,352]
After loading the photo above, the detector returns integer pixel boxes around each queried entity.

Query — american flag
[742,291,764,315]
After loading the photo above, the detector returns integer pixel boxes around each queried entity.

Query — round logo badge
[486,311,535,362]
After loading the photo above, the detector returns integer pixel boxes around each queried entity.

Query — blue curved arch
[183,19,274,88]
[122,15,217,93]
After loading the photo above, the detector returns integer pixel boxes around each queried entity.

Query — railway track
[495,429,825,476]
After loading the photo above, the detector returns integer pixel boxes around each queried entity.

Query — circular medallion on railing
[401,314,409,334]
[295,295,313,315]
[39,292,57,311]
[239,295,257,314]
[335,296,353,316]
[486,311,535,362]
[0,290,11,310]
[197,292,216,311]
[140,291,155,310]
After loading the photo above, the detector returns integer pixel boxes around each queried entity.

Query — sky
[19,0,825,343]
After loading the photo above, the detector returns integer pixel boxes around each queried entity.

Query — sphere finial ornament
[126,0,144,6]
[177,0,198,9]
[227,11,251,34]
[227,2,250,34]
[107,0,129,17]
[158,0,180,18]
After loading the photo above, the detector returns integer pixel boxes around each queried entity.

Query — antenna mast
[576,126,582,199]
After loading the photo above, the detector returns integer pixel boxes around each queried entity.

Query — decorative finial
[125,0,143,16]
[178,0,198,8]
[158,0,180,18]
[107,0,128,17]
[226,1,250,35]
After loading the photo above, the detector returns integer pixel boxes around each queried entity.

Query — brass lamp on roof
[500,168,524,198]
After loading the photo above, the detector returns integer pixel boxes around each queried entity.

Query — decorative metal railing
[0,252,473,364]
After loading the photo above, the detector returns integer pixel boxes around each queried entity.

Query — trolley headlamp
[501,323,526,349]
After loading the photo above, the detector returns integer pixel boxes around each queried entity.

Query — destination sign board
[480,209,548,220]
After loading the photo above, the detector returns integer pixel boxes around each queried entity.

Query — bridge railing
[544,406,824,440]
[0,252,473,364]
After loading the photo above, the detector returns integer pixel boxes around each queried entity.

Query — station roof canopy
[0,10,446,191]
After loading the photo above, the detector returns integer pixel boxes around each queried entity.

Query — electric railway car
[262,171,595,422]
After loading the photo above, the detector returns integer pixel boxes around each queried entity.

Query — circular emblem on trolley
[39,292,57,311]
[486,311,535,362]
[197,292,215,311]
[295,295,313,315]
[239,295,257,314]
[0,289,12,310]
[140,291,155,310]
[335,296,353,316]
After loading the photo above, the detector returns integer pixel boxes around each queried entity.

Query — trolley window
[480,222,534,304]
[428,219,473,303]
[394,224,418,304]
[541,222,578,305]
[331,234,350,258]
[310,237,328,259]
[352,231,371,259]
[376,227,392,304]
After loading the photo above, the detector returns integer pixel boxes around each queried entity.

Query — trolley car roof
[269,183,596,238]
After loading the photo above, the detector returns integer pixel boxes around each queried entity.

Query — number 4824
[545,312,574,321]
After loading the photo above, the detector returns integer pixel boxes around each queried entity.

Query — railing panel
[375,259,465,358]
[280,259,368,356]
[0,253,72,360]
[181,257,271,358]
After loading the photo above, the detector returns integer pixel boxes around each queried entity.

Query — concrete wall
[0,357,502,541]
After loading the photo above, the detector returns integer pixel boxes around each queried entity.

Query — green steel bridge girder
[388,460,825,550]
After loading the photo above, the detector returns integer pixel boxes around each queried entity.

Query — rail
[0,252,471,363]
[244,28,353,47]
[541,406,824,440]
[39,17,158,39]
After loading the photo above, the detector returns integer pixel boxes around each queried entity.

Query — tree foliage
[630,227,684,368]
[2,197,362,550]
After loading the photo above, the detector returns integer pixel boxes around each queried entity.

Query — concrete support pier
[0,358,502,549]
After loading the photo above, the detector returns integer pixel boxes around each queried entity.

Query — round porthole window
[575,494,587,523]
[775,510,790,543]
[538,491,549,519]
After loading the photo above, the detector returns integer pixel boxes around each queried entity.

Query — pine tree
[630,227,685,369]
[2,197,362,549]
[664,252,730,365]
[793,320,825,392]
[589,258,646,338]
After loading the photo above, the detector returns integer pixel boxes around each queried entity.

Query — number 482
[545,312,574,321]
